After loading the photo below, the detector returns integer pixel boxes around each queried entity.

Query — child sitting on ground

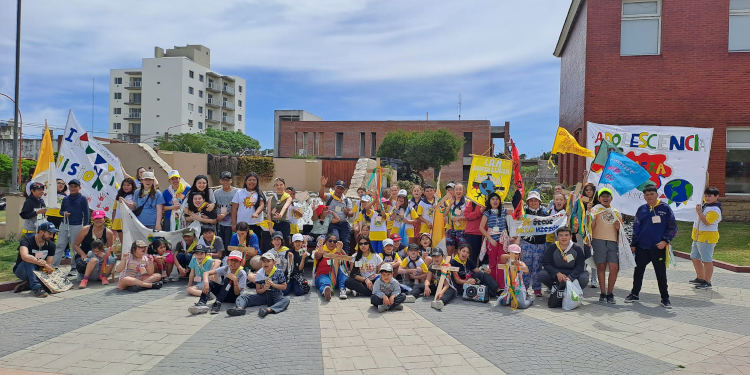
[78,239,117,288]
[380,238,401,273]
[188,250,247,315]
[410,247,456,310]
[186,244,220,297]
[498,244,533,309]
[371,263,406,312]
[116,240,163,291]
[228,251,290,318]
[398,244,429,287]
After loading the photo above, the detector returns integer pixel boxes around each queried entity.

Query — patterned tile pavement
[0,258,748,374]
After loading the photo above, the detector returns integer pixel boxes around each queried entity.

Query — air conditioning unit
[298,149,307,156]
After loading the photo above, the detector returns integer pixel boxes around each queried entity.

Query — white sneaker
[378,304,388,313]
[339,289,348,299]
[404,295,416,303]
[391,304,404,311]
[431,300,444,310]
[188,304,209,315]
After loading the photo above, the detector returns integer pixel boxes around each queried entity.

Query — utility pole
[11,0,22,191]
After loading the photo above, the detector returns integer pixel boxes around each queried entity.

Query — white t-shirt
[354,252,383,280]
[231,189,264,225]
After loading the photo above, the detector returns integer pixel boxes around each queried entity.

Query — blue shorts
[690,241,716,262]
[370,241,383,254]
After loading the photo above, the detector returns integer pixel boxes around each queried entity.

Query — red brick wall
[558,0,750,192]
[278,120,492,183]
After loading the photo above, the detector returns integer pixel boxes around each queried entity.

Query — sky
[0,0,572,157]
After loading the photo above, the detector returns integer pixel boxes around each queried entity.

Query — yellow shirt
[691,210,721,244]
[400,256,429,273]
[417,198,436,234]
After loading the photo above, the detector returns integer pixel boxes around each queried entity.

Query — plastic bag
[548,282,565,308]
[562,279,583,310]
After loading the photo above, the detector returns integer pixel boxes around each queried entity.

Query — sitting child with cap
[498,243,533,309]
[228,251,290,318]
[78,239,117,289]
[410,247,457,310]
[186,244,220,297]
[189,250,247,315]
[371,263,406,312]
[398,244,429,287]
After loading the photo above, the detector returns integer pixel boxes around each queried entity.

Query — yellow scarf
[555,241,573,262]
[267,265,278,279]
[452,254,467,266]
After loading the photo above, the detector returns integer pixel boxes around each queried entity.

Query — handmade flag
[431,171,447,251]
[466,155,512,207]
[510,140,524,219]
[551,126,595,160]
[598,152,651,195]
[31,124,58,209]
[590,139,619,173]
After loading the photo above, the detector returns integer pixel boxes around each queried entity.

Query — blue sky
[0,0,571,156]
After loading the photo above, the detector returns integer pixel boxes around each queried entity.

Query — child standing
[590,188,622,304]
[228,252,290,317]
[690,187,722,290]
[371,263,406,312]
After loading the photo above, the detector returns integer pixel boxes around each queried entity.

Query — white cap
[141,171,155,180]
[168,170,180,179]
[227,250,243,261]
[526,191,541,202]
[292,233,305,242]
[379,263,393,272]
[261,252,276,261]
[361,195,373,202]
[382,238,394,247]
[398,189,408,197]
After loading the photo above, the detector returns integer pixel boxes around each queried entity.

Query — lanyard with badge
[650,203,661,224]
[193,256,211,283]
[555,241,575,263]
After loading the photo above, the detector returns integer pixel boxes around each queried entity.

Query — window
[238,100,242,107]
[359,132,366,157]
[113,122,121,130]
[188,103,194,111]
[463,132,473,157]
[726,128,750,194]
[294,132,298,155]
[371,132,377,156]
[238,114,242,121]
[199,74,204,82]
[113,107,121,115]
[730,0,750,51]
[336,132,344,157]
[463,165,471,182]
[188,86,194,95]
[198,106,203,114]
[114,92,121,100]
[620,1,661,56]
[189,70,194,78]
[198,90,203,98]
[188,119,193,126]
[198,122,203,129]
[238,85,243,93]
[314,132,320,155]
[114,77,122,84]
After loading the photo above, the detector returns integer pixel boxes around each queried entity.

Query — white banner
[120,202,199,254]
[586,122,713,221]
[506,211,568,237]
[56,110,124,217]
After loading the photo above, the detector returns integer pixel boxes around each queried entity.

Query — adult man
[162,170,190,231]
[625,185,677,308]
[13,222,58,298]
[213,171,237,245]
[54,179,89,275]
[539,226,589,289]
[319,176,354,253]
[72,210,115,286]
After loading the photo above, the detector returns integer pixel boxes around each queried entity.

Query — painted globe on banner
[662,179,693,207]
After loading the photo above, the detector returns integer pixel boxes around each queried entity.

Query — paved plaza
[1,257,749,375]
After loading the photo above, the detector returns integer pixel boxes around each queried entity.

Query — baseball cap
[92,210,106,219]
[220,171,232,179]
[407,243,419,251]
[227,250,243,261]
[261,252,276,261]
[29,182,45,191]
[135,240,148,247]
[526,191,541,202]
[446,182,455,189]
[141,171,155,180]
[292,233,305,242]
[38,222,58,233]
[182,230,195,237]
[335,180,346,188]
[68,179,81,186]
[597,187,614,197]
[379,263,393,273]
[315,205,327,216]
[168,170,180,179]
[271,231,284,240]
[397,189,408,197]
[419,232,431,240]
[360,195,372,203]
[508,244,522,254]
[389,233,401,241]
[429,247,444,257]
[382,238,394,247]
[193,244,208,253]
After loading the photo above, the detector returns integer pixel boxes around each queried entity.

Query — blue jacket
[631,201,677,249]
[60,193,89,226]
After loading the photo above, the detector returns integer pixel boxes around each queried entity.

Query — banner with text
[466,155,512,207]
[56,110,124,217]
[586,122,713,221]
[506,211,568,237]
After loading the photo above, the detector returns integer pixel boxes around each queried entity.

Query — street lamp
[164,122,192,143]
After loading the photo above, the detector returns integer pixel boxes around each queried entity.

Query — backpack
[548,282,565,308]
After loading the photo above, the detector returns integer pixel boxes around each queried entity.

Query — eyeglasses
[326,239,336,243]
[358,242,369,245]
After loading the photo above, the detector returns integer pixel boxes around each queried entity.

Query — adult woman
[133,167,146,189]
[183,175,215,211]
[571,182,597,288]
[72,210,114,283]
[463,193,485,266]
[112,177,136,243]
[231,173,267,248]
[20,182,46,234]
[479,192,509,289]
[344,237,383,297]
[267,178,292,244]
[450,244,500,299]
[185,193,218,230]
[446,183,467,257]
[520,191,548,296]
[122,171,164,230]
[45,179,67,230]
[116,240,162,291]
[313,234,348,300]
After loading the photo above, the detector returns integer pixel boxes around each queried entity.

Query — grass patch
[0,210,6,223]
[672,221,750,266]
[0,239,19,282]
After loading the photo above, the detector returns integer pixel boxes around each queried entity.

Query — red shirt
[464,201,485,235]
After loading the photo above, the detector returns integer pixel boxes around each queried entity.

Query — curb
[673,250,750,273]
[0,281,22,293]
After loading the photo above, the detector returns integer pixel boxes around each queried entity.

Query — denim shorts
[690,241,716,262]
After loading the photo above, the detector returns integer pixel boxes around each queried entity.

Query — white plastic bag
[562,279,583,310]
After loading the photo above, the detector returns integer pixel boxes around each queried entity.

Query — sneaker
[13,281,29,293]
[599,293,606,304]
[590,280,599,289]
[100,276,109,285]
[339,289,348,299]
[624,294,639,303]
[661,299,672,309]
[323,286,332,301]
[391,304,404,311]
[404,295,416,303]
[607,294,615,304]
[534,290,543,297]
[67,270,77,278]
[689,278,704,285]
[31,288,48,298]
[695,281,712,290]
[430,300,444,310]
[258,308,269,318]
[188,303,209,315]
[127,285,141,292]
[150,281,163,290]
[227,307,246,316]
[378,304,389,313]
[209,302,221,314]
[78,279,88,289]
[351,289,358,297]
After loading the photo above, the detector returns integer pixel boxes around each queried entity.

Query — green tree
[0,155,36,188]
[156,128,260,155]
[377,128,462,177]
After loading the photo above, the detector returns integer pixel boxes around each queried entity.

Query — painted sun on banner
[56,110,124,217]
[466,155,512,207]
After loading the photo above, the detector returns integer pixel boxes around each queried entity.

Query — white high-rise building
[109,45,246,144]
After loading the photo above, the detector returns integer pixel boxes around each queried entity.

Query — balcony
[222,86,234,95]
[125,98,141,105]
[125,80,142,89]
[222,101,234,110]
[124,112,141,120]
[222,116,234,125]
[207,83,220,92]
[206,116,220,124]
[206,98,220,107]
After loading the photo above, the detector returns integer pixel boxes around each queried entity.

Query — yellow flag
[431,172,446,250]
[551,126,594,158]
[31,124,58,208]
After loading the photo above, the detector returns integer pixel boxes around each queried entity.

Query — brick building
[275,110,509,183]
[554,0,750,195]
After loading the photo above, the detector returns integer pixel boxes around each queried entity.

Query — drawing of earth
[662,179,693,207]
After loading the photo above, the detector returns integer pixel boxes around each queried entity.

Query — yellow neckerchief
[648,201,661,212]
[313,243,339,268]
[328,190,343,201]
[205,235,216,249]
[589,204,621,220]
[197,201,207,212]
[275,245,290,254]
[230,266,242,276]
[555,241,574,261]
[266,265,278,279]
[186,240,197,253]
[171,182,187,199]
[275,191,290,203]
[452,254,467,267]
[364,251,374,261]
[198,255,211,269]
